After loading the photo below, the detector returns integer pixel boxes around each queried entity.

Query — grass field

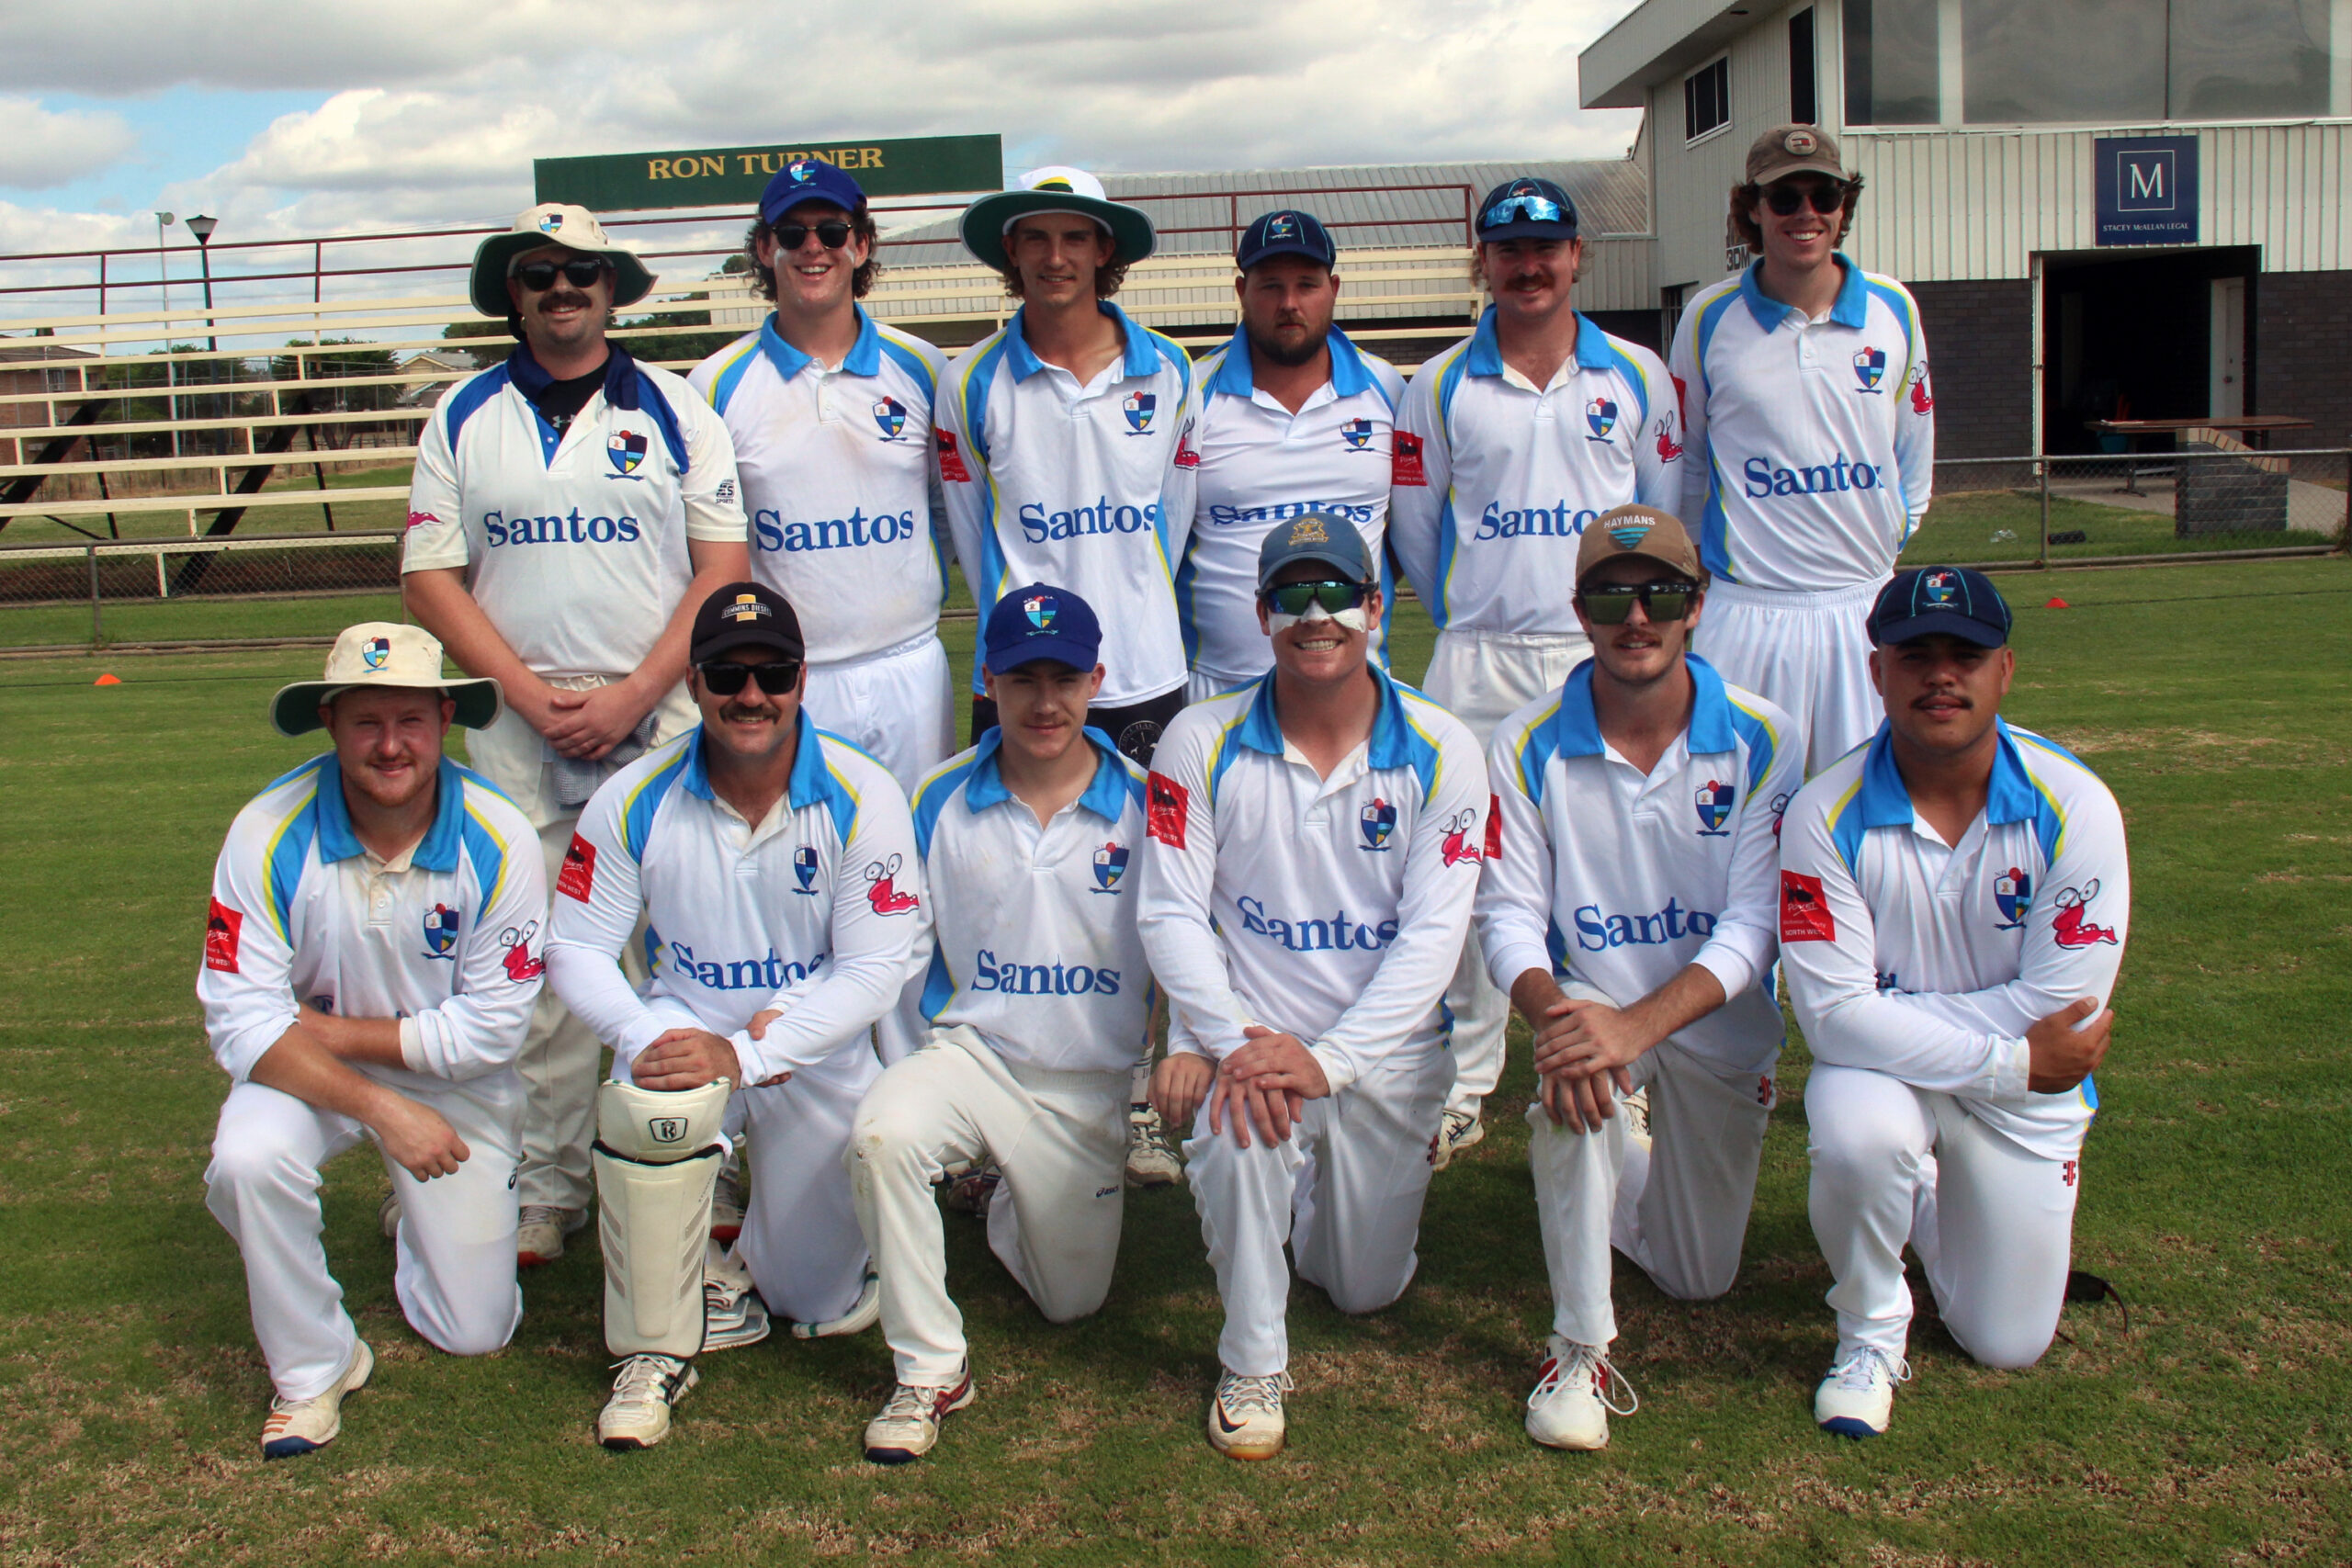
[1,558,2347,1565]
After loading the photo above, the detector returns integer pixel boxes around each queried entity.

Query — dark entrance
[2041,245,2259,454]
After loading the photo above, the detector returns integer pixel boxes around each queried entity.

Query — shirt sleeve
[934,348,993,612]
[1134,713,1255,1062]
[197,818,303,1084]
[1893,285,1936,541]
[1161,404,1202,569]
[544,777,671,1066]
[401,393,470,574]
[1689,717,1802,1000]
[872,861,938,1067]
[1476,721,1557,993]
[1385,365,1451,611]
[680,393,751,545]
[1628,345,1684,515]
[402,806,549,1080]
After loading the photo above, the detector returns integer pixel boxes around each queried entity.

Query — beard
[1245,319,1329,368]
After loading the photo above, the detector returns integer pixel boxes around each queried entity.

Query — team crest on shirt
[1585,398,1618,442]
[2052,880,2120,949]
[362,635,391,670]
[421,903,459,960]
[1340,418,1374,451]
[1694,780,1734,837]
[1121,391,1157,434]
[1360,797,1396,851]
[1994,867,2032,929]
[793,843,820,896]
[1092,840,1129,893]
[607,430,648,476]
[1024,592,1058,629]
[1853,348,1887,392]
[872,397,909,441]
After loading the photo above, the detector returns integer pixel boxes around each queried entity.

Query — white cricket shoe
[710,1159,746,1245]
[1125,1103,1184,1188]
[517,1204,587,1268]
[599,1353,698,1450]
[862,1365,976,1464]
[260,1339,373,1460]
[1430,1108,1485,1171]
[702,1243,772,1352]
[1815,1347,1910,1438]
[1525,1336,1637,1450]
[792,1268,881,1339]
[1207,1369,1294,1461]
[378,1191,401,1240]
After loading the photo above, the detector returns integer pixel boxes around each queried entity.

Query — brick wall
[2255,271,2352,450]
[1905,278,2033,460]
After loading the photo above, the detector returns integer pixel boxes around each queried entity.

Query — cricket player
[850,583,1152,1464]
[1671,125,1936,776]
[199,623,545,1459]
[1479,507,1800,1450]
[1781,568,2125,1438]
[1163,208,1407,697]
[690,160,956,794]
[545,581,922,1450]
[1137,513,1487,1461]
[1389,176,1683,1165]
[404,202,752,1267]
[937,165,1195,763]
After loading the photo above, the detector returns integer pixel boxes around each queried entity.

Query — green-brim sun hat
[270,623,503,737]
[467,203,656,319]
[958,165,1157,273]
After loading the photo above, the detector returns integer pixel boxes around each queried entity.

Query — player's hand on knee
[373,1095,469,1180]
[632,1029,743,1092]
[1529,998,1596,1077]
[1224,1027,1331,1102]
[1540,1001,1651,1078]
[1152,1052,1215,1133]
[2026,998,2111,1093]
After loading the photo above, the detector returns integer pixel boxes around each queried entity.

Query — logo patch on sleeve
[205,897,243,973]
[557,835,597,902]
[1779,871,1836,942]
[935,428,971,482]
[1146,772,1189,849]
[1391,430,1427,487]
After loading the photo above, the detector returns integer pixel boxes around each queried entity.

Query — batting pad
[594,1077,732,1359]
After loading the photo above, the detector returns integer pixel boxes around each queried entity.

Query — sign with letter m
[2095,136,2199,247]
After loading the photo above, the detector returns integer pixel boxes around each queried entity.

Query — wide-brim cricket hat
[1868,567,2013,649]
[1577,505,1706,587]
[959,166,1158,273]
[469,203,657,319]
[270,623,502,737]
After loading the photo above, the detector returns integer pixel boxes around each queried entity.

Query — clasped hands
[1151,1025,1331,1149]
[1530,994,1651,1134]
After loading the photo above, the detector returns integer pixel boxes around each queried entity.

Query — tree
[274,338,401,450]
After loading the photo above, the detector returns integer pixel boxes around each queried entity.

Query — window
[1660,284,1689,352]
[2170,0,2332,120]
[1963,0,2164,124]
[1842,0,1940,126]
[1685,57,1731,141]
[1790,8,1818,125]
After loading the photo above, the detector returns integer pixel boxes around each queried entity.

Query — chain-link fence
[0,530,402,649]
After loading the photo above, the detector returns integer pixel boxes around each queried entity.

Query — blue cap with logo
[1256,510,1374,592]
[1476,176,1579,243]
[1237,209,1337,270]
[985,583,1102,674]
[760,158,865,225]
[1868,567,2013,649]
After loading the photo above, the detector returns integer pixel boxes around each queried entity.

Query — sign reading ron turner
[534,134,1004,210]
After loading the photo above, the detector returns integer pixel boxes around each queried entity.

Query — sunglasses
[775,220,853,252]
[1760,182,1849,217]
[697,660,802,696]
[1264,580,1370,616]
[510,257,610,292]
[1579,581,1698,625]
[1479,193,1566,229]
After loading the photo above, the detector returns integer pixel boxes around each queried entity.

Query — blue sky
[30,88,322,218]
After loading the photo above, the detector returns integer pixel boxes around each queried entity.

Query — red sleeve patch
[1146,772,1189,849]
[404,510,438,530]
[1391,430,1427,487]
[1671,371,1689,425]
[1484,793,1504,861]
[1780,871,1837,942]
[935,427,971,483]
[204,897,243,973]
[557,834,597,902]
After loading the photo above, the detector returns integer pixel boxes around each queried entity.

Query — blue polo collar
[1852,716,2042,829]
[505,341,644,413]
[1234,664,1419,772]
[1738,253,1868,331]
[1006,300,1159,382]
[757,305,882,382]
[314,756,466,872]
[1206,321,1377,400]
[957,725,1133,823]
[1544,654,1738,760]
[1464,306,1617,379]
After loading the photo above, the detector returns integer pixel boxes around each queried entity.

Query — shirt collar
[1207,321,1376,400]
[1234,665,1419,771]
[1005,299,1158,383]
[758,306,881,382]
[1541,654,1738,761]
[1737,253,1869,331]
[506,340,642,412]
[1464,306,1615,379]
[1854,716,2041,829]
[959,725,1135,823]
[313,756,466,872]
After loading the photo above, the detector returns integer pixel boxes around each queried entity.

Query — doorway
[2041,246,2258,454]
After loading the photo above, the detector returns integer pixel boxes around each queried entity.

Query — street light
[154,211,177,457]
[187,215,219,353]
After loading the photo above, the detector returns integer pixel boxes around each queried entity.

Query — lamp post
[187,215,219,353]
[154,211,177,457]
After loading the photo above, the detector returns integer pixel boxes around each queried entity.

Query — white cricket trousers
[1529,1036,1775,1348]
[1186,1043,1453,1376]
[205,1074,523,1402]
[1420,628,1589,1119]
[1692,578,1886,778]
[801,632,957,797]
[735,1050,880,1325]
[849,1025,1129,1383]
[1806,1064,2083,1370]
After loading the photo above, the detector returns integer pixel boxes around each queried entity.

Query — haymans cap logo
[1784,128,1820,156]
[1695,780,1734,836]
[1287,516,1329,546]
[1360,797,1396,850]
[361,635,391,670]
[1853,348,1887,390]
[873,397,907,439]
[421,903,458,959]
[726,593,770,624]
[1093,841,1129,891]
[1340,417,1374,450]
[1585,398,1618,440]
[1995,866,2031,929]
[608,430,648,475]
[1122,391,1157,433]
[1267,212,1299,241]
[1608,520,1652,550]
[1023,593,1057,629]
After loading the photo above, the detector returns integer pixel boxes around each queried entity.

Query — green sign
[535,135,1003,210]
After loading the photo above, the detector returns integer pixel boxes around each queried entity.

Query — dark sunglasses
[697,660,802,696]
[1264,580,1370,616]
[1579,581,1698,625]
[1760,182,1849,217]
[775,220,853,252]
[511,257,610,292]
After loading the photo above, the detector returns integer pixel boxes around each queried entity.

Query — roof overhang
[1578,0,1756,110]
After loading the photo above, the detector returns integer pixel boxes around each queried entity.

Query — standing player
[1478,508,1799,1450]
[937,166,1194,763]
[1671,125,1935,776]
[199,624,545,1458]
[1137,514,1487,1461]
[404,203,751,1268]
[545,582,922,1450]
[1781,568,2124,1438]
[1164,208,1407,697]
[690,161,956,795]
[850,584,1152,1464]
[1389,175,1683,1164]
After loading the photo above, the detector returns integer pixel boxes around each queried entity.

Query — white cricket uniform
[936,301,1197,706]
[690,310,957,793]
[199,756,546,1401]
[1479,657,1800,1348]
[1781,717,2128,1370]
[403,344,751,1214]
[1672,257,1936,774]
[1161,324,1407,696]
[1136,670,1487,1376]
[852,728,1153,1382]
[543,716,920,1323]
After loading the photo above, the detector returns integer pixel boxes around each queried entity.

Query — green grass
[1902,490,2345,566]
[0,560,2347,1564]
[2,460,415,547]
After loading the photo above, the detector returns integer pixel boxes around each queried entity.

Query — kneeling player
[850,584,1152,1462]
[1781,568,2125,1438]
[199,625,545,1458]
[1137,514,1486,1460]
[547,582,921,1449]
[1479,509,1800,1450]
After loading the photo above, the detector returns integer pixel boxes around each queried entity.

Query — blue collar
[958,726,1134,823]
[1544,654,1737,760]
[1853,716,2042,829]
[314,756,465,872]
[758,306,882,382]
[1206,321,1376,400]
[1233,665,1419,773]
[1464,306,1616,379]
[1006,300,1159,382]
[677,709,831,808]
[1737,254,1868,331]
[505,340,643,412]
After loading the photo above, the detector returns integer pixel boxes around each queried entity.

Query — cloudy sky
[0,0,1645,257]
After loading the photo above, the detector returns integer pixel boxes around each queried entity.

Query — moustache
[537,291,594,312]
[719,703,778,725]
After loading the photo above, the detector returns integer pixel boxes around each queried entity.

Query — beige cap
[1746,123,1849,186]
[1577,506,1706,587]
[468,202,656,319]
[269,623,502,737]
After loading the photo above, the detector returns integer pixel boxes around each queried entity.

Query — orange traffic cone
[2043,597,2069,609]
[94,672,122,685]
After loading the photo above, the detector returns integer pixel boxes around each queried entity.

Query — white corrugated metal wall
[1647,2,1813,296]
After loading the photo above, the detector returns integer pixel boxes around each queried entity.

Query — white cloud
[0,96,139,189]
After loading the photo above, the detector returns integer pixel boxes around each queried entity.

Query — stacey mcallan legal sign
[2095,136,2199,247]
[535,134,1003,210]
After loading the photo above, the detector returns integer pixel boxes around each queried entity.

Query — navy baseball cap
[1868,567,2013,649]
[1257,511,1374,592]
[985,583,1102,674]
[1476,176,1579,243]
[1237,209,1336,270]
[759,158,865,225]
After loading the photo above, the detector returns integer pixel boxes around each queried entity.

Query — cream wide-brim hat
[468,202,657,319]
[269,622,503,737]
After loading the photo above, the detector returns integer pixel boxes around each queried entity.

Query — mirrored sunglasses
[1479,193,1566,230]
[1579,581,1697,625]
[1264,580,1370,616]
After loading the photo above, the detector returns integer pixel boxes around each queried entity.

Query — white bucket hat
[269,623,503,737]
[468,203,657,319]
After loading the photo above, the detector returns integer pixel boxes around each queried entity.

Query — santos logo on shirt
[1573,897,1718,952]
[668,942,827,991]
[1237,895,1398,953]
[1018,497,1162,543]
[1741,454,1884,498]
[482,508,643,546]
[970,950,1123,995]
[1475,501,1600,540]
[1206,499,1378,528]
[752,507,920,554]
